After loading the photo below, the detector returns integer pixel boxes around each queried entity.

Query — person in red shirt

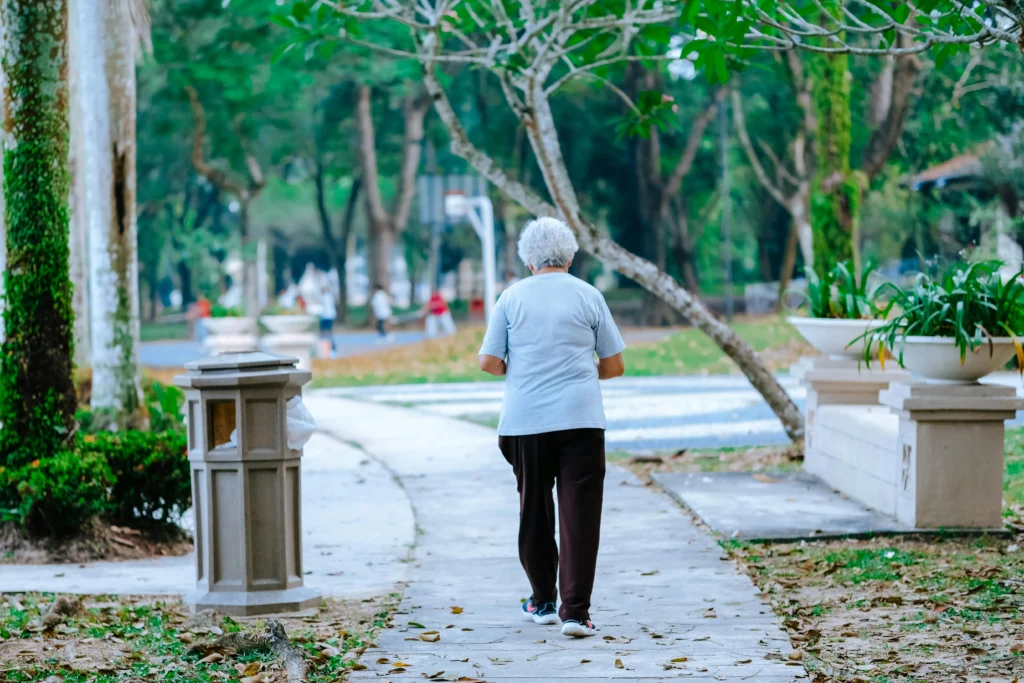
[187,294,213,343]
[422,289,457,338]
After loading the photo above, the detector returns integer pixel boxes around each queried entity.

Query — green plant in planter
[210,304,244,318]
[862,261,1024,366]
[800,260,879,319]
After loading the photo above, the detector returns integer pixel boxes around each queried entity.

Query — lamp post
[445,193,497,323]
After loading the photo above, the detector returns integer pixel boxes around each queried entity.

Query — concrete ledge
[186,585,321,617]
[652,470,1007,541]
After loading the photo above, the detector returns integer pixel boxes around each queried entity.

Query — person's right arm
[597,352,625,379]
[478,297,509,377]
[594,293,627,380]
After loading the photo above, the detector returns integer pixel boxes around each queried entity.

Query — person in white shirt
[370,284,393,341]
[319,283,337,355]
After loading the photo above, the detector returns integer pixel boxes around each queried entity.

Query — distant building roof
[909,153,983,191]
[908,143,996,192]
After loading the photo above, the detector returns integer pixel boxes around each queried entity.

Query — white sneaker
[561,619,596,638]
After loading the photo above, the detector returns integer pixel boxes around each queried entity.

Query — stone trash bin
[175,351,321,616]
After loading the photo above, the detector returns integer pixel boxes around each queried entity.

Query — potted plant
[261,303,316,335]
[862,261,1024,383]
[787,261,885,359]
[203,304,258,340]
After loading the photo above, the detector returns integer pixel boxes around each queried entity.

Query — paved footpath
[306,394,805,682]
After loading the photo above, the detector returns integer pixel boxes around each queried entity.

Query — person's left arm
[594,294,627,380]
[478,297,509,377]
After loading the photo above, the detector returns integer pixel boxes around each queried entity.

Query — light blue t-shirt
[479,272,626,436]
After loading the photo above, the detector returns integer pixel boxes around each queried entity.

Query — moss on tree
[809,0,859,277]
[0,0,77,470]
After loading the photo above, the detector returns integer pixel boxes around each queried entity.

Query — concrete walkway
[306,395,804,682]
[0,432,414,599]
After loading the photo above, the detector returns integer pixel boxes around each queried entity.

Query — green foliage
[211,304,244,318]
[0,0,78,473]
[801,261,880,320]
[78,431,191,526]
[809,15,857,277]
[146,382,187,434]
[863,261,1024,363]
[1,451,113,537]
[612,90,682,140]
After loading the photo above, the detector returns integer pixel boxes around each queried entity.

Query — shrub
[1,450,113,537]
[145,381,186,434]
[78,431,190,526]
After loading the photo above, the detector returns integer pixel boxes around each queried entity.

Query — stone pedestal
[879,381,1022,529]
[263,333,317,371]
[175,352,321,616]
[791,356,909,458]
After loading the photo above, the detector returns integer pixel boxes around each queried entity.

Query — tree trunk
[0,0,78,467]
[810,3,857,276]
[776,219,800,312]
[238,199,259,315]
[85,0,142,421]
[68,0,90,366]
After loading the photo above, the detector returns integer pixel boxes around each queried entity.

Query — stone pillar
[175,351,321,616]
[879,381,1022,529]
[203,317,259,354]
[791,356,909,463]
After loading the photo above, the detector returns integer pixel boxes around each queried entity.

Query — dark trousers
[499,428,605,623]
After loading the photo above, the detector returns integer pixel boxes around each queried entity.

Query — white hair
[517,217,579,269]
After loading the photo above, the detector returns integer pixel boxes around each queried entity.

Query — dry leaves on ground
[726,535,1024,682]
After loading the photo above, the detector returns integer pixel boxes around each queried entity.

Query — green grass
[140,321,190,343]
[1,594,393,683]
[1002,426,1024,506]
[622,316,809,377]
[312,315,810,388]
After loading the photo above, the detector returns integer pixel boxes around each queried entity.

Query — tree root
[188,619,307,683]
[42,596,84,630]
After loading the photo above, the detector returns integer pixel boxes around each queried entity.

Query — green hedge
[1,429,190,537]
[1,451,113,537]
[78,431,190,526]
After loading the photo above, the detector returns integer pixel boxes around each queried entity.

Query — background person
[478,216,626,639]
[423,289,456,338]
[319,283,337,356]
[370,283,393,342]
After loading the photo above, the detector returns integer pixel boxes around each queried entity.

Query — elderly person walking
[478,217,626,638]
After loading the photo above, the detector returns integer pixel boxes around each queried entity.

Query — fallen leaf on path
[198,653,223,664]
[376,658,390,665]
[694,636,710,641]
[671,657,689,662]
[641,570,660,576]
[387,667,407,674]
[451,606,463,614]
[419,631,441,642]
[408,622,426,629]
[753,473,781,483]
[580,659,591,664]
[615,659,624,669]
[735,659,752,664]
[788,650,804,661]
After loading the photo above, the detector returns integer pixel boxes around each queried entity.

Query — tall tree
[355,84,430,294]
[0,0,77,467]
[75,0,146,424]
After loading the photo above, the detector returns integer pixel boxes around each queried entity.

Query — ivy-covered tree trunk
[68,0,90,366]
[809,3,858,276]
[0,0,78,468]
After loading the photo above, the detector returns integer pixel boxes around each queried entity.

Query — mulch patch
[0,520,193,565]
[725,534,1024,682]
[1,592,397,683]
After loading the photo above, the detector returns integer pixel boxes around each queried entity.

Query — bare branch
[184,85,247,199]
[731,88,789,208]
[662,89,726,207]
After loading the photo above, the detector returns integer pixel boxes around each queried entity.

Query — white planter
[896,336,1018,383]
[787,316,884,360]
[261,314,316,335]
[204,317,258,337]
